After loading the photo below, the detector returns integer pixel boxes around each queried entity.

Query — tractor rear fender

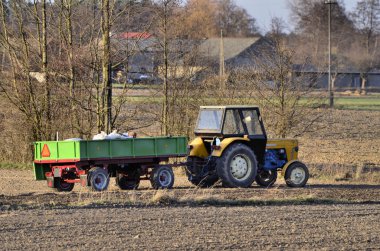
[281,160,304,177]
[188,137,209,159]
[211,137,250,157]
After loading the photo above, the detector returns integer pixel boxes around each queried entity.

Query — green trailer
[33,136,187,192]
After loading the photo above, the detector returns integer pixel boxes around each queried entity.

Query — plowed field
[1,169,380,250]
[1,204,379,250]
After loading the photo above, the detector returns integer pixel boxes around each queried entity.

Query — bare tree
[350,0,380,93]
[149,0,210,136]
[233,38,323,138]
[0,0,50,141]
[152,0,179,135]
[289,0,354,63]
[180,0,218,38]
[267,17,287,38]
[216,0,259,37]
[351,0,380,53]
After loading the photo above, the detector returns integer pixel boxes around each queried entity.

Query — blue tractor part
[262,149,287,171]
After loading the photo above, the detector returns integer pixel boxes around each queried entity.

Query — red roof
[116,32,152,39]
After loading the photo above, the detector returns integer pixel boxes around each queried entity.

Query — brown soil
[1,204,379,250]
[1,169,380,250]
[300,109,380,165]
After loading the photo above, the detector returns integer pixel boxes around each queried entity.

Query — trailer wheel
[89,167,110,191]
[116,169,140,190]
[255,170,277,187]
[216,143,257,188]
[285,162,309,187]
[150,166,174,189]
[54,178,74,192]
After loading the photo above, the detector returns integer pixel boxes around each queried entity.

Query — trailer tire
[216,143,257,188]
[150,166,174,189]
[89,167,110,191]
[116,169,140,190]
[255,170,277,187]
[54,178,74,192]
[285,162,309,187]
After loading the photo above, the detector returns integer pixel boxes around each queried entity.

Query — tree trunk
[331,75,336,90]
[62,0,77,134]
[361,76,367,95]
[101,0,111,133]
[42,0,51,140]
[162,1,169,136]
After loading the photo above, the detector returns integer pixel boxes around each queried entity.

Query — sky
[235,0,359,33]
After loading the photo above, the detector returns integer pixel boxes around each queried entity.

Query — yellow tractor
[186,106,309,188]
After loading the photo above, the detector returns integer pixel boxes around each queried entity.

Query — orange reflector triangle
[41,144,51,157]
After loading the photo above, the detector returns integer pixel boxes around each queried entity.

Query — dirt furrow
[0,204,379,250]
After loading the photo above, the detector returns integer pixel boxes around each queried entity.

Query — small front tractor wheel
[255,170,277,187]
[284,162,309,187]
[54,178,74,192]
[150,166,174,189]
[216,143,257,188]
[89,167,110,191]
[116,168,140,190]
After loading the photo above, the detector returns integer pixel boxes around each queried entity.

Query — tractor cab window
[242,110,263,135]
[223,109,245,135]
[196,109,223,132]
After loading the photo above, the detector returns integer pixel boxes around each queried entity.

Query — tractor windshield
[223,109,264,136]
[196,108,223,133]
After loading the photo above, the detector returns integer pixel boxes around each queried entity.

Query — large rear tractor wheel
[150,166,174,189]
[54,178,74,192]
[216,143,257,188]
[116,168,140,190]
[284,162,309,187]
[186,157,218,188]
[88,167,110,192]
[255,170,277,187]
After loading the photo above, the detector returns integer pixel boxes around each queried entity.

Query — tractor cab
[195,106,267,138]
[194,106,267,163]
